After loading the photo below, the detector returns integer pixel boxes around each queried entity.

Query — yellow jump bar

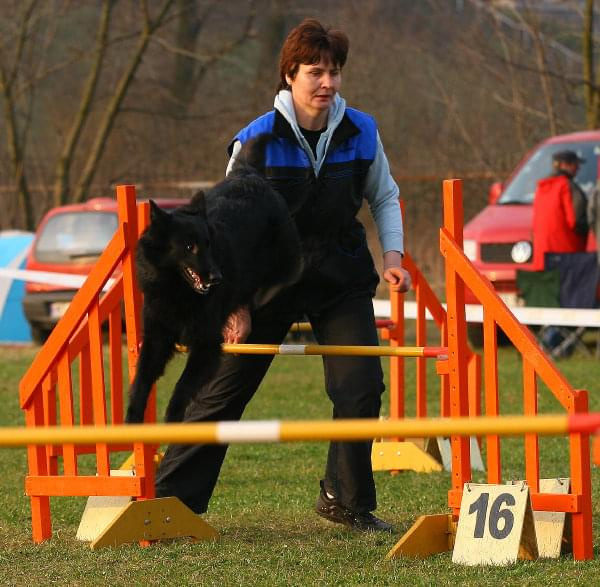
[221,343,447,358]
[1,414,594,448]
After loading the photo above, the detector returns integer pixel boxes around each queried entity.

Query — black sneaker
[315,488,395,533]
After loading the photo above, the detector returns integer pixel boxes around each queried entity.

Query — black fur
[125,135,302,423]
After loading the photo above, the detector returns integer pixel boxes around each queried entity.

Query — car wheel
[30,324,50,345]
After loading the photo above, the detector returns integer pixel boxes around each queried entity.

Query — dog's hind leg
[126,327,176,423]
[164,345,222,422]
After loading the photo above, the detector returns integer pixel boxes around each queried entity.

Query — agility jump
[17,181,593,560]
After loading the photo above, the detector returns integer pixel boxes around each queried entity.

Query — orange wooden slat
[88,299,110,476]
[26,475,143,497]
[79,340,93,425]
[523,358,539,493]
[41,374,59,475]
[109,305,124,424]
[57,353,77,476]
[568,391,593,560]
[483,312,501,484]
[25,393,52,542]
[415,277,427,419]
[388,285,405,439]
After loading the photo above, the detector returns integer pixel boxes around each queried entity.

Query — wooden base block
[372,441,443,473]
[119,451,163,471]
[77,469,133,541]
[90,497,219,549]
[386,514,455,559]
[426,437,484,472]
[77,494,132,541]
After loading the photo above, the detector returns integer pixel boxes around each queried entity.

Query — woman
[155,18,411,533]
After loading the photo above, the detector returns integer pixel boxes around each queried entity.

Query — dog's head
[147,195,222,295]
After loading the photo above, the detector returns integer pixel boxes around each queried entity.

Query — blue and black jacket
[228,101,387,299]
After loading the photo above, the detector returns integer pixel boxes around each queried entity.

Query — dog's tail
[230,133,273,176]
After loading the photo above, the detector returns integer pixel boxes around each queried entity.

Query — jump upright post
[388,179,593,561]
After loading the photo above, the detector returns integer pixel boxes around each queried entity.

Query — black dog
[125,136,302,423]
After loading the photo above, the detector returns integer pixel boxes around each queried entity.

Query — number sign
[452,483,538,566]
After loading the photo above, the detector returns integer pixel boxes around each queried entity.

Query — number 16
[468,492,515,539]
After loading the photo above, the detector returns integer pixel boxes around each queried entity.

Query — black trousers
[154,290,385,514]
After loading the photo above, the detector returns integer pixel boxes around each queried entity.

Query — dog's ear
[149,199,170,225]
[190,191,207,216]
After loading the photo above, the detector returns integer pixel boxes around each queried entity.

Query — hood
[274,90,346,131]
[464,204,533,243]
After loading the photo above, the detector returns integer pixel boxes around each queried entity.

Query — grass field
[2,342,600,586]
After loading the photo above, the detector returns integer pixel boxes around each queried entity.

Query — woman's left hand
[383,250,411,293]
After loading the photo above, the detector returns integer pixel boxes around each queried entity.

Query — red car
[462,130,599,342]
[23,196,187,343]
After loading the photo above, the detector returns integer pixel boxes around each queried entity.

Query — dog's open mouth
[182,266,210,294]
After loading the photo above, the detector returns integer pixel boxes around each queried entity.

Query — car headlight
[463,239,477,261]
[511,240,532,263]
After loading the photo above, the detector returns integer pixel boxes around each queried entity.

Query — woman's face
[286,56,341,123]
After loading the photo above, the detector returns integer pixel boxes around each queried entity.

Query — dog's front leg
[164,346,222,422]
[126,327,176,424]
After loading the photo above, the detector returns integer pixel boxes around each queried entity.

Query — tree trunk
[169,0,206,114]
[583,0,599,129]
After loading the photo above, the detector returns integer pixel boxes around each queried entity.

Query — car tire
[30,324,50,345]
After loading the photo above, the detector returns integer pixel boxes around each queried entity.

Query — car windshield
[498,141,600,204]
[35,211,118,263]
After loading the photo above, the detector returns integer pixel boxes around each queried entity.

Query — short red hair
[277,18,349,92]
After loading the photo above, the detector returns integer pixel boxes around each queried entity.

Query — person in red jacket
[532,149,590,356]
[532,150,588,270]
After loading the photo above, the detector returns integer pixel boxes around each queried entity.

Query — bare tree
[0,0,262,228]
[0,0,38,229]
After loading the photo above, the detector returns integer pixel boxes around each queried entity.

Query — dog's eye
[186,243,198,254]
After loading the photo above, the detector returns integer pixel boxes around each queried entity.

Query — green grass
[2,344,600,585]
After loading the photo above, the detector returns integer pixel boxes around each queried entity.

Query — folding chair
[517,251,599,359]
